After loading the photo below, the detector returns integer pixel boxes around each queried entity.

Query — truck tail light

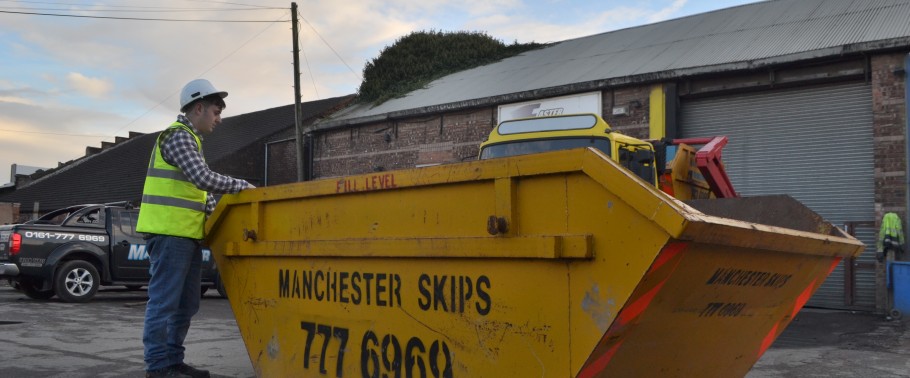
[10,233,21,255]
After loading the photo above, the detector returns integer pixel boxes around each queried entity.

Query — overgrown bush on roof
[357,30,546,105]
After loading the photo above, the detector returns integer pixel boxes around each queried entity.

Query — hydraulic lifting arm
[672,137,738,198]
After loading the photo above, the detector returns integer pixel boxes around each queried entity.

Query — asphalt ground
[0,280,254,378]
[2,279,909,377]
[748,308,910,378]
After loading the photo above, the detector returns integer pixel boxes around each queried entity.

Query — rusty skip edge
[674,210,864,259]
[206,148,864,260]
[216,219,862,261]
[219,218,862,260]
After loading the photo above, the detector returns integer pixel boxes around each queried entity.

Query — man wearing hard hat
[136,79,254,378]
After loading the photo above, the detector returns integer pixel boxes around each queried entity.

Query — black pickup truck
[0,202,224,302]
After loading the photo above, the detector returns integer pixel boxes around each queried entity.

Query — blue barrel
[891,261,910,314]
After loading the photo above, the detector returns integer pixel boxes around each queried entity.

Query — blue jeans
[143,235,202,371]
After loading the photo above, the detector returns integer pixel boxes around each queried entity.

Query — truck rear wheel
[54,260,100,303]
[19,279,55,300]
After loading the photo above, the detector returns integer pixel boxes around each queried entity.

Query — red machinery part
[672,137,738,198]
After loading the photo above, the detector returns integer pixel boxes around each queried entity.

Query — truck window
[480,137,612,160]
[497,114,597,134]
[115,210,142,238]
[32,207,77,225]
[77,209,101,224]
[618,144,656,184]
[65,207,105,228]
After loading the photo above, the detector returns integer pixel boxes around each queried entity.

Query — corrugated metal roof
[317,0,910,128]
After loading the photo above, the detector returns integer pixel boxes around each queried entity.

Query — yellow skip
[206,147,863,377]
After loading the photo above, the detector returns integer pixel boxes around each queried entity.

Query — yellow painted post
[649,84,666,140]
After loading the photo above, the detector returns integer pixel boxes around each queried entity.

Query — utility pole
[291,2,305,181]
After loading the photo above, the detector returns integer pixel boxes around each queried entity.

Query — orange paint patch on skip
[757,323,779,358]
[617,277,668,327]
[827,257,843,275]
[791,278,818,318]
[577,340,624,378]
[615,242,687,326]
[649,242,688,272]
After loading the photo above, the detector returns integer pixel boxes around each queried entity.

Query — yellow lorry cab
[479,113,658,186]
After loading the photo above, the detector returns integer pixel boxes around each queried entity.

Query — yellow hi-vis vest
[136,122,208,239]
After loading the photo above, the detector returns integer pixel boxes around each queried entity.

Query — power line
[300,44,320,99]
[0,6,282,12]
[186,0,279,9]
[110,10,292,136]
[0,0,283,10]
[0,128,114,138]
[297,10,361,80]
[0,9,288,22]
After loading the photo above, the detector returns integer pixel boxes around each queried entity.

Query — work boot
[145,366,189,377]
[171,363,211,378]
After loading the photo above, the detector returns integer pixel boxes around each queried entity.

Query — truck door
[109,209,149,280]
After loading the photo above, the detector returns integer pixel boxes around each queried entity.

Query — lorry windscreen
[480,137,612,160]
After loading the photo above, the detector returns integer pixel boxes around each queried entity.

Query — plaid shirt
[159,115,251,215]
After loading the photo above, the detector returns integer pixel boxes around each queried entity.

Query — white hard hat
[179,79,228,110]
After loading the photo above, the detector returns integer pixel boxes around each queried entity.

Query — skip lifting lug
[242,228,257,242]
[487,216,509,235]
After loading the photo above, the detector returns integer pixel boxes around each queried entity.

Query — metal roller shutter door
[680,81,875,310]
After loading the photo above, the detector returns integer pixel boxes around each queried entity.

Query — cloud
[0,120,84,167]
[0,100,128,183]
[649,0,689,22]
[0,100,124,134]
[468,6,650,44]
[0,117,92,183]
[0,96,35,106]
[66,72,113,98]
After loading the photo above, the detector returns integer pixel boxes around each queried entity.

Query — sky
[0,0,762,184]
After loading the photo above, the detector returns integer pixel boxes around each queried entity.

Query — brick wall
[266,140,298,186]
[602,86,652,139]
[312,108,495,178]
[0,202,19,225]
[871,52,908,313]
[871,53,908,223]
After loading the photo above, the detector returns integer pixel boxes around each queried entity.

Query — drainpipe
[302,133,315,181]
[263,143,270,187]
